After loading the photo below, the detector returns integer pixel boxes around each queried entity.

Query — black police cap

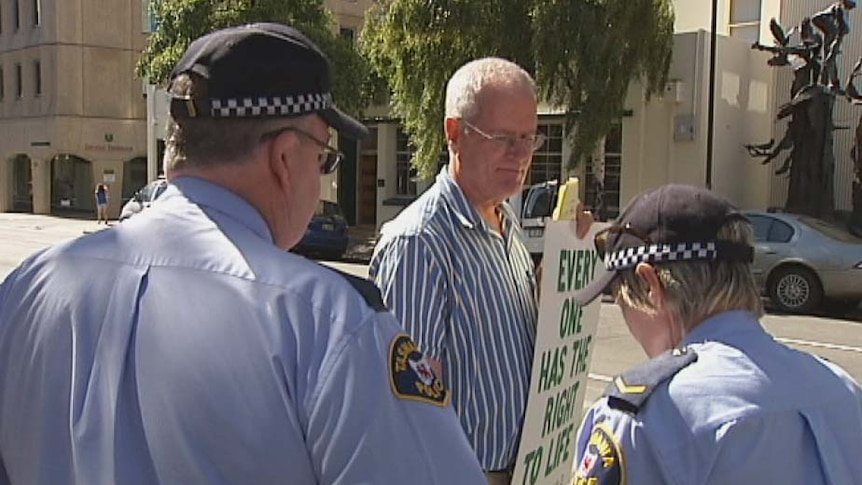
[168,22,368,140]
[574,184,755,305]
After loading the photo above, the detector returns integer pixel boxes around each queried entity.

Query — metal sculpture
[747,1,857,221]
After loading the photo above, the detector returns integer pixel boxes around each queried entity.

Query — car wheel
[767,266,823,313]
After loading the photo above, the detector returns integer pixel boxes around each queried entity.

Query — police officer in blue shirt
[0,23,485,484]
[571,184,862,484]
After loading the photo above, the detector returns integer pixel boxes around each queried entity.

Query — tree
[136,0,377,117]
[361,0,675,177]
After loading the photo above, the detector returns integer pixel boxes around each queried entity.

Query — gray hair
[444,57,536,121]
[613,218,763,332]
[163,73,298,172]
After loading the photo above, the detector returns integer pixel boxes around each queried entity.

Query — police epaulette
[603,348,697,413]
[332,269,388,312]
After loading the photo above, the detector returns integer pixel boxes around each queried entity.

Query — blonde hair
[613,218,763,331]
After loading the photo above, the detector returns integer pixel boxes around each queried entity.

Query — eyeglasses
[461,119,546,152]
[594,223,653,262]
[260,126,344,175]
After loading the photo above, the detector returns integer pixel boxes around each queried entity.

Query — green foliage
[362,0,674,176]
[137,0,376,116]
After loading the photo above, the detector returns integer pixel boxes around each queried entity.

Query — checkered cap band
[210,92,333,118]
[605,242,720,271]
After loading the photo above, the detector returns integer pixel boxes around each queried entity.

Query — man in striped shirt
[370,57,545,484]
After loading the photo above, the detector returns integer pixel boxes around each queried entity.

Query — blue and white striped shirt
[370,167,538,471]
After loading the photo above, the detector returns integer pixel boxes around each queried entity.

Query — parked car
[292,200,349,260]
[745,210,862,314]
[513,180,559,265]
[119,177,168,221]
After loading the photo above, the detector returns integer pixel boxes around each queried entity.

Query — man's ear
[267,131,298,191]
[635,262,665,309]
[444,117,460,148]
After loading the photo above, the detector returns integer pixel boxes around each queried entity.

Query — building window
[729,0,761,44]
[585,122,622,220]
[15,63,22,98]
[339,27,355,43]
[13,0,20,30]
[32,0,40,26]
[395,128,418,196]
[526,122,564,185]
[34,60,41,96]
[142,0,158,33]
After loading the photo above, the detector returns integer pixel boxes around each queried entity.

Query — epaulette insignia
[332,269,387,312]
[389,334,450,406]
[604,348,697,413]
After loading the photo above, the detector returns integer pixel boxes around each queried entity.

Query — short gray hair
[613,218,763,332]
[163,73,296,172]
[444,57,536,121]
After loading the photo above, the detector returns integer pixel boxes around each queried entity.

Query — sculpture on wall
[746,1,857,221]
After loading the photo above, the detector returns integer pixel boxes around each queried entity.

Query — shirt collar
[681,310,766,347]
[437,165,511,234]
[167,176,274,243]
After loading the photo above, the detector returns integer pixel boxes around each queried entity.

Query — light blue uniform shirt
[370,167,538,471]
[574,310,862,485]
[0,176,485,485]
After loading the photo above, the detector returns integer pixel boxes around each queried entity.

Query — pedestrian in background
[94,183,109,224]
[370,57,544,484]
[572,184,862,484]
[0,23,485,485]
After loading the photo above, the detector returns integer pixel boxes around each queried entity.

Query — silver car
[745,210,862,314]
[119,177,168,222]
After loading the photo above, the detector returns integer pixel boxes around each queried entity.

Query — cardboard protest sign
[511,220,609,485]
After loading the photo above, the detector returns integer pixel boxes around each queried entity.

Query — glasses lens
[320,152,343,175]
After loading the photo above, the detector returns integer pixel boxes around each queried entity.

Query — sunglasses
[594,223,653,262]
[260,126,344,175]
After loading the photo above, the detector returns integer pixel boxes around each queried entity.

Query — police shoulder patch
[604,347,697,413]
[389,334,450,406]
[573,422,625,485]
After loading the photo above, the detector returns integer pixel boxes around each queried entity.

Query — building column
[31,157,51,215]
[146,82,160,182]
[0,156,11,212]
[376,123,398,232]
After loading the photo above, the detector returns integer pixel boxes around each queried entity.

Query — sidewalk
[344,224,378,263]
[0,213,379,267]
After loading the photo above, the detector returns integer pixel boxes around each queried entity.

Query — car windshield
[798,216,862,244]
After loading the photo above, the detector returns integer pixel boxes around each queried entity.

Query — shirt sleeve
[572,399,671,485]
[370,234,449,361]
[304,312,485,484]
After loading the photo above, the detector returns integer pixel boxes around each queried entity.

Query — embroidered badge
[389,334,449,406]
[573,422,625,485]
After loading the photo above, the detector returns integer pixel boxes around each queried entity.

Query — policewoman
[571,184,862,484]
[0,24,485,484]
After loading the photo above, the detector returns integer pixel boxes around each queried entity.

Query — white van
[511,180,559,263]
